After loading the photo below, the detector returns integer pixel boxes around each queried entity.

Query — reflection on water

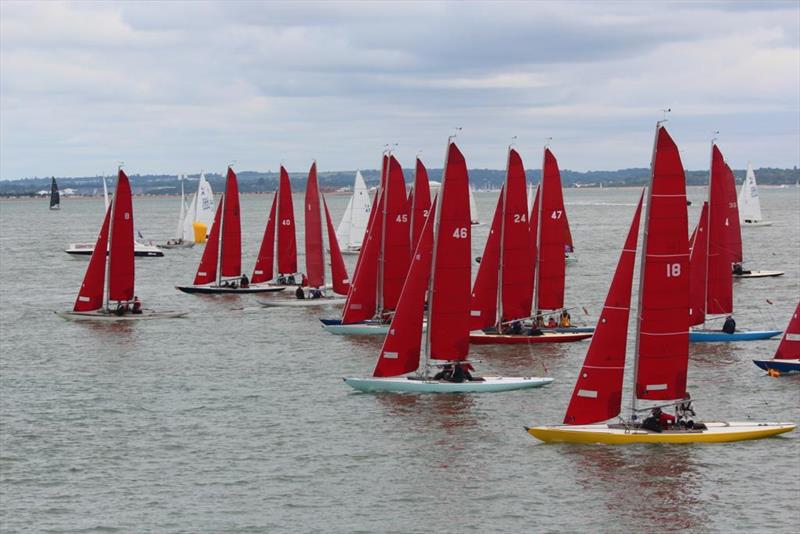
[476,343,571,375]
[564,445,708,532]
[689,342,739,367]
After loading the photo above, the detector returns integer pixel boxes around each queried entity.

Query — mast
[275,168,281,277]
[630,122,663,418]
[216,185,226,286]
[377,149,390,316]
[495,146,512,331]
[703,134,716,327]
[422,136,453,373]
[533,144,546,313]
[104,168,119,310]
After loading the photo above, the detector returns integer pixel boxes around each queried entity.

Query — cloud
[1,0,798,178]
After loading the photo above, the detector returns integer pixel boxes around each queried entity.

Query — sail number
[396,214,408,223]
[666,263,681,277]
[452,227,468,238]
[281,219,292,226]
[551,210,562,219]
[513,213,527,223]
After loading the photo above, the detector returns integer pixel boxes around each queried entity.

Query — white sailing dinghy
[344,139,553,393]
[58,169,185,321]
[160,174,195,249]
[183,172,216,243]
[738,163,772,227]
[526,124,795,444]
[49,177,60,210]
[259,162,350,307]
[468,184,481,225]
[176,167,285,295]
[336,170,372,255]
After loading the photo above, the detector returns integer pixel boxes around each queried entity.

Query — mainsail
[277,166,298,275]
[219,168,242,279]
[774,302,800,360]
[706,145,738,314]
[49,177,60,210]
[336,170,371,251]
[410,158,432,253]
[738,163,763,223]
[535,148,567,311]
[251,193,277,284]
[107,170,135,304]
[304,162,325,288]
[688,202,709,327]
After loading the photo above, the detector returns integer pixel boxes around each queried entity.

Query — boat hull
[526,422,796,444]
[689,329,782,342]
[753,359,800,374]
[175,285,286,295]
[741,221,773,227]
[344,376,553,393]
[319,318,425,335]
[469,331,592,344]
[260,298,346,308]
[158,241,195,249]
[56,309,187,321]
[66,248,164,258]
[733,270,784,279]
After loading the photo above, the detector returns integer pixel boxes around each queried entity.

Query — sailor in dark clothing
[509,321,523,335]
[295,285,305,300]
[732,263,743,275]
[433,364,453,381]
[526,325,544,336]
[451,364,466,383]
[310,288,322,299]
[722,315,736,334]
[240,274,249,288]
[132,296,142,314]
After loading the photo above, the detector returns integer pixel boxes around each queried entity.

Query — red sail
[469,189,503,330]
[706,146,736,315]
[536,148,567,310]
[341,188,382,323]
[304,162,325,287]
[277,166,298,274]
[373,203,436,377]
[73,204,112,311]
[108,169,135,302]
[428,142,471,361]
[410,157,431,252]
[564,192,643,425]
[251,192,277,284]
[563,209,575,253]
[381,155,411,310]
[688,202,709,327]
[193,195,223,285]
[528,185,540,314]
[219,167,242,278]
[774,301,800,360]
[323,197,350,296]
[635,126,690,402]
[501,148,534,321]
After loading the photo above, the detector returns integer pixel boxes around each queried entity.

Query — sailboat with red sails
[526,123,795,443]
[176,167,285,295]
[320,152,412,334]
[260,162,350,307]
[688,142,781,342]
[344,138,553,393]
[468,145,592,345]
[59,169,186,320]
[752,301,800,374]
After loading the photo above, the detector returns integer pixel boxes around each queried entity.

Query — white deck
[344,376,553,393]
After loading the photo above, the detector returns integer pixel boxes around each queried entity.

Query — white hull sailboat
[344,139,552,394]
[160,174,195,249]
[336,170,372,254]
[738,163,772,227]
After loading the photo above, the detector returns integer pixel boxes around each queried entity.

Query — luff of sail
[634,125,690,403]
[563,191,643,425]
[428,142,471,361]
[108,170,135,303]
[336,170,371,251]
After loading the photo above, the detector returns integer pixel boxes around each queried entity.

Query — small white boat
[320,318,426,335]
[336,170,372,254]
[345,376,553,394]
[181,172,216,243]
[738,163,772,227]
[733,269,784,279]
[57,309,187,321]
[159,174,195,249]
[65,240,164,257]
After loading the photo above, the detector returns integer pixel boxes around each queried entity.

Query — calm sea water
[1,186,798,533]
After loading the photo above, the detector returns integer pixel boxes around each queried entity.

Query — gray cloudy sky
[1,0,798,179]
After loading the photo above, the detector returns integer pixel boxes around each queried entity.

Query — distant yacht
[738,163,772,227]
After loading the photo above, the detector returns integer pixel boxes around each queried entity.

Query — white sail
[469,184,480,224]
[336,170,371,250]
[527,183,535,213]
[175,175,189,240]
[196,173,215,230]
[183,192,198,239]
[738,163,764,223]
[102,175,109,210]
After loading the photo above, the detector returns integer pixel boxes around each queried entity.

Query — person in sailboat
[310,288,323,299]
[526,324,544,336]
[240,274,249,288]
[509,320,523,335]
[722,315,736,334]
[433,364,453,381]
[547,316,557,328]
[559,309,571,327]
[732,263,751,276]
[295,285,305,300]
[114,301,129,316]
[535,311,545,328]
[132,296,142,315]
[676,393,696,429]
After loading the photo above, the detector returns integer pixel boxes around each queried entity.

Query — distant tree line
[2,166,797,196]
